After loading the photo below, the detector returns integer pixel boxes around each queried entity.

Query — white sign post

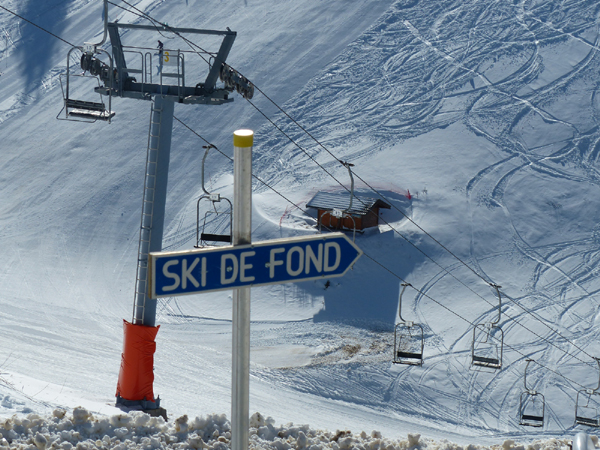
[231,129,253,450]
[146,131,363,450]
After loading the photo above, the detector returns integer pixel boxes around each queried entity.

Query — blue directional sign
[149,233,362,298]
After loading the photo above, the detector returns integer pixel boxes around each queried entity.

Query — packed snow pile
[0,408,582,450]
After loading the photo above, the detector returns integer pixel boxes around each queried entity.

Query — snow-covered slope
[1,0,600,446]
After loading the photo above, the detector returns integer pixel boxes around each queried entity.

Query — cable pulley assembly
[80,53,112,84]
[220,64,254,100]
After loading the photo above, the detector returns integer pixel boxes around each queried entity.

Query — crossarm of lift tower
[70,0,241,108]
[98,22,237,104]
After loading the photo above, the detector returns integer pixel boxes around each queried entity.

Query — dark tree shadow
[15,0,76,89]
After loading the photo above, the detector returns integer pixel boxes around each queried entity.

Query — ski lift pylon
[393,283,424,365]
[575,358,600,427]
[519,359,545,427]
[471,284,503,369]
[195,144,232,248]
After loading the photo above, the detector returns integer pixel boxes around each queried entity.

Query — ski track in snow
[247,0,600,438]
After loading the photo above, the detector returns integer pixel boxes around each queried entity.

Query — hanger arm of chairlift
[398,282,411,323]
[490,283,502,326]
[524,358,535,393]
[592,358,600,392]
[84,0,108,49]
[201,145,214,196]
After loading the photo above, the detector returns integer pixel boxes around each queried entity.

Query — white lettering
[287,246,304,277]
[240,251,255,282]
[324,242,341,272]
[221,254,238,285]
[305,243,323,274]
[201,257,207,287]
[162,260,180,291]
[182,258,200,289]
[268,248,285,278]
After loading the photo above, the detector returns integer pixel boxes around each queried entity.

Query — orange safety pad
[116,320,160,402]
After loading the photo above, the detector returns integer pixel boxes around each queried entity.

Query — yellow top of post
[233,129,254,148]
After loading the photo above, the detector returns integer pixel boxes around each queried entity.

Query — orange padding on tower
[116,320,160,402]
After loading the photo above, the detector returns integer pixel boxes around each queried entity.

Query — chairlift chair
[59,2,115,123]
[59,47,115,122]
[318,162,358,242]
[575,358,600,427]
[519,359,545,427]
[393,283,424,365]
[471,284,503,369]
[195,145,232,248]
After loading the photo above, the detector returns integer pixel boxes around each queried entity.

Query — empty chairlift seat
[576,360,600,428]
[393,283,424,366]
[471,284,503,370]
[65,98,114,121]
[195,146,232,248]
[519,359,545,427]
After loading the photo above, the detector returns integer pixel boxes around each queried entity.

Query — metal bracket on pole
[231,129,253,450]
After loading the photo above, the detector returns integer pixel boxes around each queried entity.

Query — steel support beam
[134,96,174,327]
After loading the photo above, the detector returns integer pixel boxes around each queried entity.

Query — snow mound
[0,408,580,450]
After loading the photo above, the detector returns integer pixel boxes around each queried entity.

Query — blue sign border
[149,233,362,298]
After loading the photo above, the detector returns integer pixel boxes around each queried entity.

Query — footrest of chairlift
[201,233,232,243]
[68,109,115,120]
[66,99,107,111]
[66,99,114,121]
[521,415,543,426]
[473,356,500,367]
[576,417,600,427]
[396,351,423,359]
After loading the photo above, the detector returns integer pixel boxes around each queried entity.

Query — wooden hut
[306,192,391,231]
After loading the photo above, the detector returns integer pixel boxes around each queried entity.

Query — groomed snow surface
[2,0,600,448]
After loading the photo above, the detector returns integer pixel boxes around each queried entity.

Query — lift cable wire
[0,5,75,47]
[7,0,595,375]
[172,117,595,393]
[362,249,592,392]
[244,94,598,367]
[174,115,597,371]
[173,116,302,218]
[158,31,600,367]
[110,0,215,65]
